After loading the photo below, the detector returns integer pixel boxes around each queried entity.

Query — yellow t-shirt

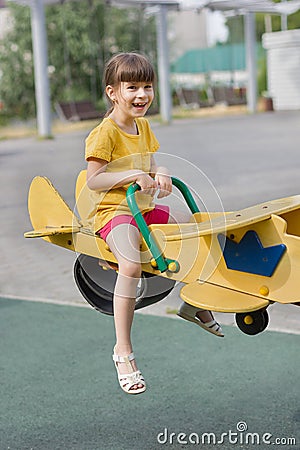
[85,117,160,232]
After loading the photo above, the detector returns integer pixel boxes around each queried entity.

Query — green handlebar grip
[170,177,200,214]
[126,177,200,272]
[126,183,168,272]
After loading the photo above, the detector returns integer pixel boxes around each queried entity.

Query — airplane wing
[24,226,80,238]
[164,195,300,241]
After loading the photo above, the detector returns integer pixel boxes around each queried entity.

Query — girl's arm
[86,157,158,195]
[150,156,172,199]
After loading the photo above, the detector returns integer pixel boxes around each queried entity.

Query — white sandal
[112,351,146,395]
[177,302,224,337]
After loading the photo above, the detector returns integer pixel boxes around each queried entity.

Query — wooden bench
[175,87,215,109]
[55,100,102,122]
[212,86,247,106]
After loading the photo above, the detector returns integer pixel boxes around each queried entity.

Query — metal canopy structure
[203,0,300,14]
[111,0,300,12]
[6,0,300,135]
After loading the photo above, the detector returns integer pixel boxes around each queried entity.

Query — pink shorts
[97,205,170,242]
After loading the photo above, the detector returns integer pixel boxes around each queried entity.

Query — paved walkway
[0,111,299,333]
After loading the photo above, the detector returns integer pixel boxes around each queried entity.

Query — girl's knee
[119,262,141,279]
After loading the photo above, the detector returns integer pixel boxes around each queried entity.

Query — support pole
[281,14,288,30]
[244,12,257,113]
[156,4,172,123]
[281,0,288,30]
[264,14,272,33]
[30,0,52,137]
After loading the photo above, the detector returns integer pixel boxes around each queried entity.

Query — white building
[263,29,300,110]
[169,9,208,61]
[169,8,228,62]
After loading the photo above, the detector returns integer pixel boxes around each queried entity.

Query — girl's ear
[106,85,116,103]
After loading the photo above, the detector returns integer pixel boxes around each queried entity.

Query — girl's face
[106,81,154,121]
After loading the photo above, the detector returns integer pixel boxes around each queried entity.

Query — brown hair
[103,52,156,117]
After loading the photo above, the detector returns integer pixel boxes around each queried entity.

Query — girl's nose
[136,88,147,98]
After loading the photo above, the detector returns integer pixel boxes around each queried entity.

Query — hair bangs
[115,54,155,84]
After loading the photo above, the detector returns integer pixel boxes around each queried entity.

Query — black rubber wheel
[73,254,176,315]
[235,310,269,335]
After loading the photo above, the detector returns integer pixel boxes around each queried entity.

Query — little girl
[85,52,223,395]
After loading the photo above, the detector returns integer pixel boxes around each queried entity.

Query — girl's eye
[126,84,153,90]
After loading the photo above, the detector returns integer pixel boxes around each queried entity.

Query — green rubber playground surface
[0,297,299,450]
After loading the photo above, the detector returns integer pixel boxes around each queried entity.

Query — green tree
[0,0,157,118]
[46,0,107,105]
[226,16,244,44]
[226,9,300,44]
[0,4,35,117]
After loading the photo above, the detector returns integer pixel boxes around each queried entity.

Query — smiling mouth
[132,102,147,108]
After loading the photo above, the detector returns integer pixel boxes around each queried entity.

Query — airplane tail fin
[24,176,81,239]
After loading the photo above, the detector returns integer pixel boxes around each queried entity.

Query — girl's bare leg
[106,223,143,390]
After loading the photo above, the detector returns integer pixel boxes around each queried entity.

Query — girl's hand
[135,172,158,196]
[155,167,172,199]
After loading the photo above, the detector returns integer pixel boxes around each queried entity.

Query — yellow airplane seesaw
[24,170,300,335]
